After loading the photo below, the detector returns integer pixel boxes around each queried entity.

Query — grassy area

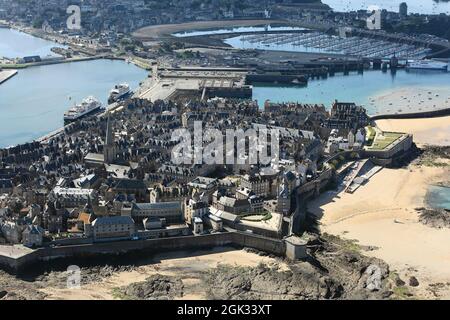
[392,285,414,300]
[367,131,403,151]
[110,287,131,300]
[128,57,153,70]
[0,64,27,69]
[386,271,415,300]
[340,238,362,253]
[239,211,272,222]
[366,126,376,146]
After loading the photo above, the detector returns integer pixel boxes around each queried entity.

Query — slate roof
[133,202,181,211]
[0,179,13,189]
[92,216,135,226]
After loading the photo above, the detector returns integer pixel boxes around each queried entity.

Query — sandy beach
[376,116,450,146]
[369,86,450,115]
[39,248,288,300]
[309,164,450,299]
[309,117,450,299]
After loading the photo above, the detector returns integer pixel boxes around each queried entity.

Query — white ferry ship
[64,96,103,124]
[108,83,131,103]
[407,60,448,71]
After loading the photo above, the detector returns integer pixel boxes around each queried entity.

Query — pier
[0,69,18,85]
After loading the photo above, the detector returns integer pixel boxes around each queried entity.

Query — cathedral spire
[105,114,114,147]
[104,114,116,164]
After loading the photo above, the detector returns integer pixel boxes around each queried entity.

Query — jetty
[0,69,18,85]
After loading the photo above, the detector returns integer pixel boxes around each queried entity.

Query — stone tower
[277,174,291,216]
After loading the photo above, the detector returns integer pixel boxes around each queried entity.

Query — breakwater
[1,56,106,69]
[0,69,17,84]
[370,107,450,120]
[0,231,287,274]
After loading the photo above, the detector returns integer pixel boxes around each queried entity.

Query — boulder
[409,276,419,287]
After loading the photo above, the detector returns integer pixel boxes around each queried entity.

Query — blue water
[252,69,450,112]
[173,25,307,37]
[323,0,450,15]
[427,186,450,210]
[0,28,66,59]
[0,59,148,147]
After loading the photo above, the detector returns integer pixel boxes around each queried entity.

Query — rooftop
[366,130,406,151]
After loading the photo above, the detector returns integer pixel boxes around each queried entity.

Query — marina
[226,32,433,59]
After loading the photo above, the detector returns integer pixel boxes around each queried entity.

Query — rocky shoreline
[0,233,421,300]
[416,207,450,229]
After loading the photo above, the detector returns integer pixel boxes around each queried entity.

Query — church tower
[104,115,116,164]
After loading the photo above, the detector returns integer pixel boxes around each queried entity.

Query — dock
[0,69,18,85]
[139,66,252,102]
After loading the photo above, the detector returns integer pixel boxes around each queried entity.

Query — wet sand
[376,116,450,146]
[133,19,287,39]
[39,247,287,300]
[369,86,450,115]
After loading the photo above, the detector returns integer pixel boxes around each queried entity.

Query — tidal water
[427,186,450,210]
[322,0,450,15]
[0,59,148,148]
[252,69,450,112]
[0,28,66,59]
[173,26,307,37]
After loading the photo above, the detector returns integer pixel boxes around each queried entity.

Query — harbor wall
[370,107,450,120]
[0,231,286,273]
[246,74,308,84]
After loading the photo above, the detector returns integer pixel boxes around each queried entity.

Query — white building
[92,216,135,241]
[193,217,204,235]
[1,221,22,244]
[50,187,98,208]
[130,202,183,223]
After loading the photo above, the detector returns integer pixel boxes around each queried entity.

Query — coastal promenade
[0,69,17,85]
[0,55,107,70]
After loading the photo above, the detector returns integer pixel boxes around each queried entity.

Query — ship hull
[64,106,103,125]
[407,61,448,71]
[108,90,131,104]
[407,66,447,71]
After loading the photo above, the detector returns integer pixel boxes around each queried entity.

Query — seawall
[370,107,450,120]
[0,231,286,274]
